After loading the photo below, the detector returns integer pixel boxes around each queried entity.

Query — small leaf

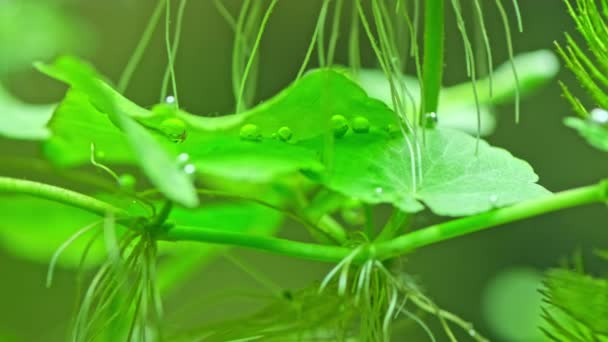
[324,128,550,216]
[37,56,198,208]
[0,85,54,140]
[564,117,608,152]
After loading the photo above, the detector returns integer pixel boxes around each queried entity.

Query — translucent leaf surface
[358,50,559,136]
[324,128,550,216]
[564,117,608,152]
[0,86,54,140]
[37,57,198,208]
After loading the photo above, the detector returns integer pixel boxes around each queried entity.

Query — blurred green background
[0,0,606,341]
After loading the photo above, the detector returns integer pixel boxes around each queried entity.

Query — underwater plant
[0,0,606,341]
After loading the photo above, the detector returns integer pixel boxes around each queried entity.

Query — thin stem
[165,225,351,263]
[161,0,189,102]
[0,177,129,217]
[421,0,445,117]
[164,0,180,107]
[235,0,278,112]
[118,0,165,93]
[374,180,608,259]
[162,180,608,264]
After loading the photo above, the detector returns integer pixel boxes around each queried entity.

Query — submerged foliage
[0,0,606,341]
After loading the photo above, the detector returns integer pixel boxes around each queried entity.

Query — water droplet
[118,174,136,191]
[95,149,106,160]
[277,126,293,141]
[239,123,262,141]
[160,118,187,143]
[165,95,176,104]
[590,108,608,125]
[177,153,190,164]
[331,115,349,138]
[352,116,370,133]
[183,163,196,175]
[424,112,438,128]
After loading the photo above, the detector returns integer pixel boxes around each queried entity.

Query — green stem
[374,180,608,259]
[165,225,351,263]
[163,180,607,264]
[421,0,444,117]
[0,177,129,217]
[118,0,165,93]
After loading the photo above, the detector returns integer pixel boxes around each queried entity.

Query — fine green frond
[541,268,608,341]
[559,0,608,113]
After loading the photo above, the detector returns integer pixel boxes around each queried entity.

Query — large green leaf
[178,68,397,181]
[0,86,54,140]
[323,128,550,216]
[37,57,198,208]
[36,57,548,216]
[564,117,608,152]
[0,196,108,268]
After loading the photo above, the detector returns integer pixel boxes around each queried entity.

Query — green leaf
[564,117,608,152]
[0,196,107,268]
[542,269,608,340]
[324,128,550,216]
[0,85,55,140]
[37,57,198,208]
[178,68,397,181]
[44,90,133,165]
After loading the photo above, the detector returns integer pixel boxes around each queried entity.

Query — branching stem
[2,176,606,266]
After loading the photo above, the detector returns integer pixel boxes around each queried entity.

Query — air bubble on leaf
[489,195,498,205]
[165,95,176,105]
[239,123,262,141]
[95,149,106,160]
[177,153,190,164]
[118,174,136,191]
[424,112,438,128]
[331,115,349,138]
[352,116,370,133]
[590,108,608,125]
[160,118,187,143]
[277,126,293,141]
[183,163,196,176]
[375,187,383,194]
[469,329,477,337]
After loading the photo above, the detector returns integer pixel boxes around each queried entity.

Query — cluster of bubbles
[177,152,196,178]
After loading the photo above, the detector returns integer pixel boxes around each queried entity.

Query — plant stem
[164,180,607,264]
[165,225,352,263]
[375,180,608,259]
[0,177,128,217]
[421,0,444,117]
